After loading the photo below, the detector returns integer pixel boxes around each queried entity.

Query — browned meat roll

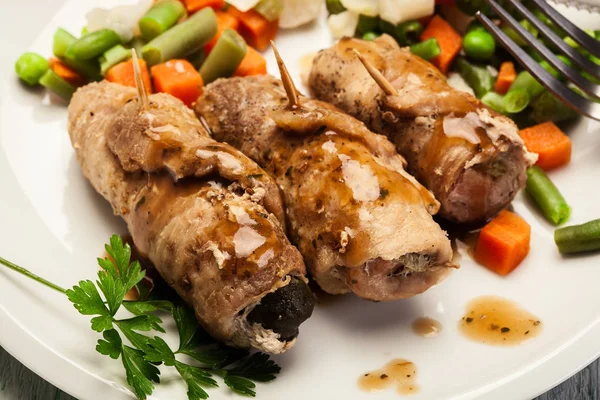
[68,81,313,353]
[309,35,537,224]
[195,74,456,302]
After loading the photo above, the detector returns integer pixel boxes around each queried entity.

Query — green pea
[362,32,379,41]
[463,29,496,61]
[15,52,49,86]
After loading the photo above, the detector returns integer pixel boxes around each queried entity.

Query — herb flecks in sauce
[358,359,419,395]
[459,295,542,346]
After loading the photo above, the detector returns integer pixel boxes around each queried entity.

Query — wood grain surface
[0,345,598,400]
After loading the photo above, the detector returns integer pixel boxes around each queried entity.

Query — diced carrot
[182,0,225,13]
[205,11,240,54]
[105,59,152,94]
[234,46,267,76]
[151,59,204,107]
[520,122,572,170]
[48,57,85,86]
[227,5,278,51]
[474,210,531,276]
[420,15,462,74]
[494,61,517,94]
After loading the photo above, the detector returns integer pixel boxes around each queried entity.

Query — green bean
[463,29,496,61]
[53,28,75,58]
[530,91,577,124]
[39,69,75,101]
[555,219,600,254]
[15,52,49,86]
[199,29,247,84]
[65,29,121,60]
[143,7,217,66]
[51,28,101,80]
[396,20,424,46]
[481,91,506,114]
[503,88,530,113]
[410,39,440,61]
[356,15,379,36]
[139,0,186,41]
[100,45,132,75]
[526,166,571,225]
[129,37,146,56]
[455,57,494,98]
[539,55,573,81]
[326,0,346,15]
[501,20,538,47]
[187,48,206,69]
[255,0,284,21]
[362,32,379,41]
[81,26,89,36]
[504,71,544,112]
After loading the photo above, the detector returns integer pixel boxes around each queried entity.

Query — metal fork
[475,0,600,121]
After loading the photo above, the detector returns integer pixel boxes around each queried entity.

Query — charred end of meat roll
[247,276,314,341]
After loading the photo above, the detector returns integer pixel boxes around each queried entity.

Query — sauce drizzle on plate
[358,359,419,395]
[459,295,542,345]
[412,317,443,338]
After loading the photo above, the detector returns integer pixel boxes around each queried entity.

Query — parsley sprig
[0,234,280,399]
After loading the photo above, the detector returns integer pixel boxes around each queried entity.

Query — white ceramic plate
[1,1,600,399]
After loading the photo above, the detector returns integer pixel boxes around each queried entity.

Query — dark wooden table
[0,345,598,399]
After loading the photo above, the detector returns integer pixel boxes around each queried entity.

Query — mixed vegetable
[14,0,286,104]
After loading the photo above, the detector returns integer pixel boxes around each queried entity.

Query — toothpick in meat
[271,41,299,109]
[131,49,149,109]
[352,49,398,96]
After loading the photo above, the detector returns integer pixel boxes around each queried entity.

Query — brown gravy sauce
[358,359,419,395]
[412,317,443,338]
[459,296,542,345]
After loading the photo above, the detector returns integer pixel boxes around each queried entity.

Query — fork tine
[501,0,600,78]
[489,0,600,100]
[529,0,600,59]
[476,12,600,121]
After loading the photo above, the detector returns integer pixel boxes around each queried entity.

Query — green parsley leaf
[181,346,248,370]
[97,270,127,316]
[116,315,165,334]
[66,280,112,332]
[173,305,200,352]
[223,374,257,397]
[117,323,153,352]
[96,329,122,359]
[175,361,218,400]
[225,353,280,382]
[122,345,160,400]
[105,234,132,278]
[144,336,176,366]
[122,300,174,315]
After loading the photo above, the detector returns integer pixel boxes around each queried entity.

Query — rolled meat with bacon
[194,52,456,302]
[68,79,313,354]
[309,35,537,224]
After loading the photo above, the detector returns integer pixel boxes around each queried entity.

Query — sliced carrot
[182,0,225,13]
[234,46,267,77]
[474,210,531,276]
[520,122,572,170]
[420,15,462,74]
[48,57,85,86]
[205,11,240,54]
[105,58,152,94]
[151,59,204,107]
[494,61,517,94]
[227,5,278,51]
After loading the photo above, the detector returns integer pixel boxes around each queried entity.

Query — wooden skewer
[131,49,149,108]
[271,41,299,108]
[352,49,398,96]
